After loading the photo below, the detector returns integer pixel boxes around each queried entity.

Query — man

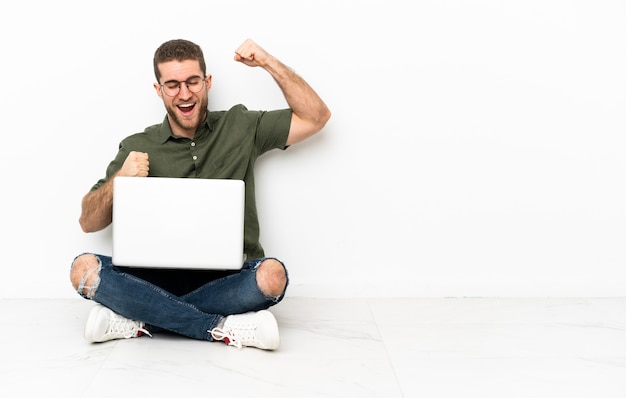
[69,38,330,350]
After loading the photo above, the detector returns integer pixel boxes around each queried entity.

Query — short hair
[153,39,206,82]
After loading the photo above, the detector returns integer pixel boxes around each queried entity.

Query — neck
[167,116,197,139]
[172,128,196,139]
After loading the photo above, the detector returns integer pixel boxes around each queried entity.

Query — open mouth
[178,103,196,116]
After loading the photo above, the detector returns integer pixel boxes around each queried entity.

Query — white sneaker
[84,304,151,343]
[210,310,279,350]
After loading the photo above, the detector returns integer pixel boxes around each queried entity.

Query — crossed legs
[70,253,287,300]
[69,253,288,344]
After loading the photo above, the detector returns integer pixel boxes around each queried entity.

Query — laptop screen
[112,177,245,270]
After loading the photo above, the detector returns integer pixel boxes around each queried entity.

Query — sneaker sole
[256,310,280,350]
[84,305,106,343]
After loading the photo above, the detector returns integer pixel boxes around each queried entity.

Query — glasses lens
[163,82,181,96]
[186,76,204,93]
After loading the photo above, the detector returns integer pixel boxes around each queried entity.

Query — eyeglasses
[159,75,206,97]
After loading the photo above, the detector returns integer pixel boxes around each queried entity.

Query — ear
[205,75,213,91]
[153,82,164,98]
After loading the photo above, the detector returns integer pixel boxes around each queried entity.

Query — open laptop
[112,176,245,270]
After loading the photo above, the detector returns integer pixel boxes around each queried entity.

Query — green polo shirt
[92,104,292,260]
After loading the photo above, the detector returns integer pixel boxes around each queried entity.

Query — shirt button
[192,155,198,161]
[191,142,196,147]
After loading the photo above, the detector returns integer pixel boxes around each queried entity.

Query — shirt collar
[157,112,212,144]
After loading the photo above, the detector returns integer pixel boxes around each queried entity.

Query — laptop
[112,176,245,270]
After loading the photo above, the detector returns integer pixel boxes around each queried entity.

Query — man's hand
[119,151,149,177]
[234,39,271,68]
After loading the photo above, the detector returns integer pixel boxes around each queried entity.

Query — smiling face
[154,59,212,138]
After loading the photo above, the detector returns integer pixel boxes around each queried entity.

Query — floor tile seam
[78,341,120,395]
[365,298,407,398]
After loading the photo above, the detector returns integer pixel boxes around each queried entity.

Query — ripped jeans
[71,254,288,340]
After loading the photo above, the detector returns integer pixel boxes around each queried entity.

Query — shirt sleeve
[89,142,131,191]
[255,108,292,155]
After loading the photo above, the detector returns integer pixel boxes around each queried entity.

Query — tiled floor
[1,297,625,397]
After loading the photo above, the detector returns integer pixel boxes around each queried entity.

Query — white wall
[1,0,624,299]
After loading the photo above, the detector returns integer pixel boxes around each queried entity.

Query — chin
[174,115,199,130]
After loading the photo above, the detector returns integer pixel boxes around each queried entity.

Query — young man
[70,38,330,350]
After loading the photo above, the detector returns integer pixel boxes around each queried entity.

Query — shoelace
[210,323,257,349]
[107,313,152,339]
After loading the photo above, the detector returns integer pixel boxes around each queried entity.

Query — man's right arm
[79,151,150,233]
[79,179,116,233]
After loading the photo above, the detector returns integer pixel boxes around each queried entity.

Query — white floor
[1,297,625,397]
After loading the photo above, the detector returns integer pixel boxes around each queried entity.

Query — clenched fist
[234,39,272,68]
[119,151,149,177]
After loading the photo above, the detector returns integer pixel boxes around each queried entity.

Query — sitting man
[69,38,331,350]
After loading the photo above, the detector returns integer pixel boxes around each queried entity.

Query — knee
[256,258,287,298]
[70,254,101,298]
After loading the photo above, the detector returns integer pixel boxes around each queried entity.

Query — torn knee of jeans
[78,269,101,299]
[72,255,102,299]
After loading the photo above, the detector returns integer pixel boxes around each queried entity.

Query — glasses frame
[159,75,206,97]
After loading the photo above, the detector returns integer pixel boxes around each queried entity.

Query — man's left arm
[234,39,331,145]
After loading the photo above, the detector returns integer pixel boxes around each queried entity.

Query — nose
[177,82,193,98]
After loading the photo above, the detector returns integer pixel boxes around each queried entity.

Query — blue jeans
[72,254,288,340]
